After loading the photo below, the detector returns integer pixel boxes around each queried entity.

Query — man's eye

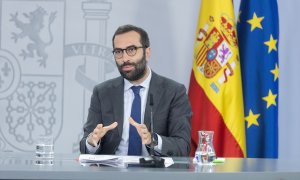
[127,47,136,52]
[114,50,122,54]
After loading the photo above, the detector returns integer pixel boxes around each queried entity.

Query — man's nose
[121,51,131,62]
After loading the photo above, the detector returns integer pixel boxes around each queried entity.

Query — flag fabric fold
[237,0,279,158]
[189,0,246,157]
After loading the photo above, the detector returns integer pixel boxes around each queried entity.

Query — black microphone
[149,94,154,156]
[150,93,154,105]
[139,94,165,168]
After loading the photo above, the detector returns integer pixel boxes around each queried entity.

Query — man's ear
[145,47,151,61]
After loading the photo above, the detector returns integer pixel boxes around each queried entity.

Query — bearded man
[80,24,192,157]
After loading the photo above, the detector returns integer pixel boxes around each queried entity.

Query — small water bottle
[194,131,216,164]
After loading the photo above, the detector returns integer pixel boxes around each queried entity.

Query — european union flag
[237,0,279,158]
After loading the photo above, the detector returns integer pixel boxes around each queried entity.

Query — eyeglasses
[112,46,146,59]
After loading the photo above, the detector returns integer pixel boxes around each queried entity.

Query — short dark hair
[112,24,150,48]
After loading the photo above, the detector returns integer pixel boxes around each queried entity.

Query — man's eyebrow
[114,45,139,49]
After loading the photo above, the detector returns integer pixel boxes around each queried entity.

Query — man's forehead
[114,31,141,47]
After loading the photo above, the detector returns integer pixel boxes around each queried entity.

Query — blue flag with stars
[237,0,279,158]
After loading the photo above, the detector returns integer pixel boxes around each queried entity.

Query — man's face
[113,31,150,81]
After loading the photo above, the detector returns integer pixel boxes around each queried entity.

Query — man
[80,24,192,156]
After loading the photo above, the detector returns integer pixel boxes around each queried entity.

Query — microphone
[149,94,154,156]
[139,94,165,168]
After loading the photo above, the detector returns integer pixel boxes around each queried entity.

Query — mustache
[121,62,136,67]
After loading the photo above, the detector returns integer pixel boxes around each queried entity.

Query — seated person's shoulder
[158,74,186,91]
[94,76,123,91]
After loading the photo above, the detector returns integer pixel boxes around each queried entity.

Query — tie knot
[131,86,142,95]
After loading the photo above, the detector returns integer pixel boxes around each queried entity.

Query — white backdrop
[0,0,298,160]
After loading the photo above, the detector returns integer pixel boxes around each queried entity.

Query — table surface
[0,152,299,180]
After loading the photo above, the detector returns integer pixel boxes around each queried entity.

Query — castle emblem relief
[0,0,64,152]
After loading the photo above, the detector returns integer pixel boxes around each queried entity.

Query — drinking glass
[35,135,54,165]
[194,131,216,164]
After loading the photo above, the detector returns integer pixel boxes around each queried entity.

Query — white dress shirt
[86,67,162,155]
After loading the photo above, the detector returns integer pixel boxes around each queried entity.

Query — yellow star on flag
[245,109,260,128]
[264,34,278,53]
[262,89,277,108]
[271,63,279,81]
[247,12,264,31]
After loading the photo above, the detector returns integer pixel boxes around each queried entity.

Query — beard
[116,54,147,81]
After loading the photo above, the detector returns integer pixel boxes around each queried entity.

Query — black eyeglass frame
[112,45,147,59]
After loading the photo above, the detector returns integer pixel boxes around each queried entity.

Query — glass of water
[35,135,54,165]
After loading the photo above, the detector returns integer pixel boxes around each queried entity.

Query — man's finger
[129,117,140,127]
[140,124,148,130]
[103,122,118,131]
[96,124,103,129]
[90,133,99,147]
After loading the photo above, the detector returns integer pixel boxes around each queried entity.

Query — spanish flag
[189,0,246,157]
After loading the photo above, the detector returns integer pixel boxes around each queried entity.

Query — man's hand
[87,122,118,147]
[129,117,151,145]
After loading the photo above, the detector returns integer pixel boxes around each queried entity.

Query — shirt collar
[124,66,152,91]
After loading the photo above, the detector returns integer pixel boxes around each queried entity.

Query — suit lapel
[144,72,163,129]
[110,77,124,138]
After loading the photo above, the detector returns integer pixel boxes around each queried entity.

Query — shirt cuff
[154,134,162,153]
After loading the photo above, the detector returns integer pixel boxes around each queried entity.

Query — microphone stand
[139,94,165,168]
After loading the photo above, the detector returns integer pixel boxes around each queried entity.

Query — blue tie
[128,86,142,155]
